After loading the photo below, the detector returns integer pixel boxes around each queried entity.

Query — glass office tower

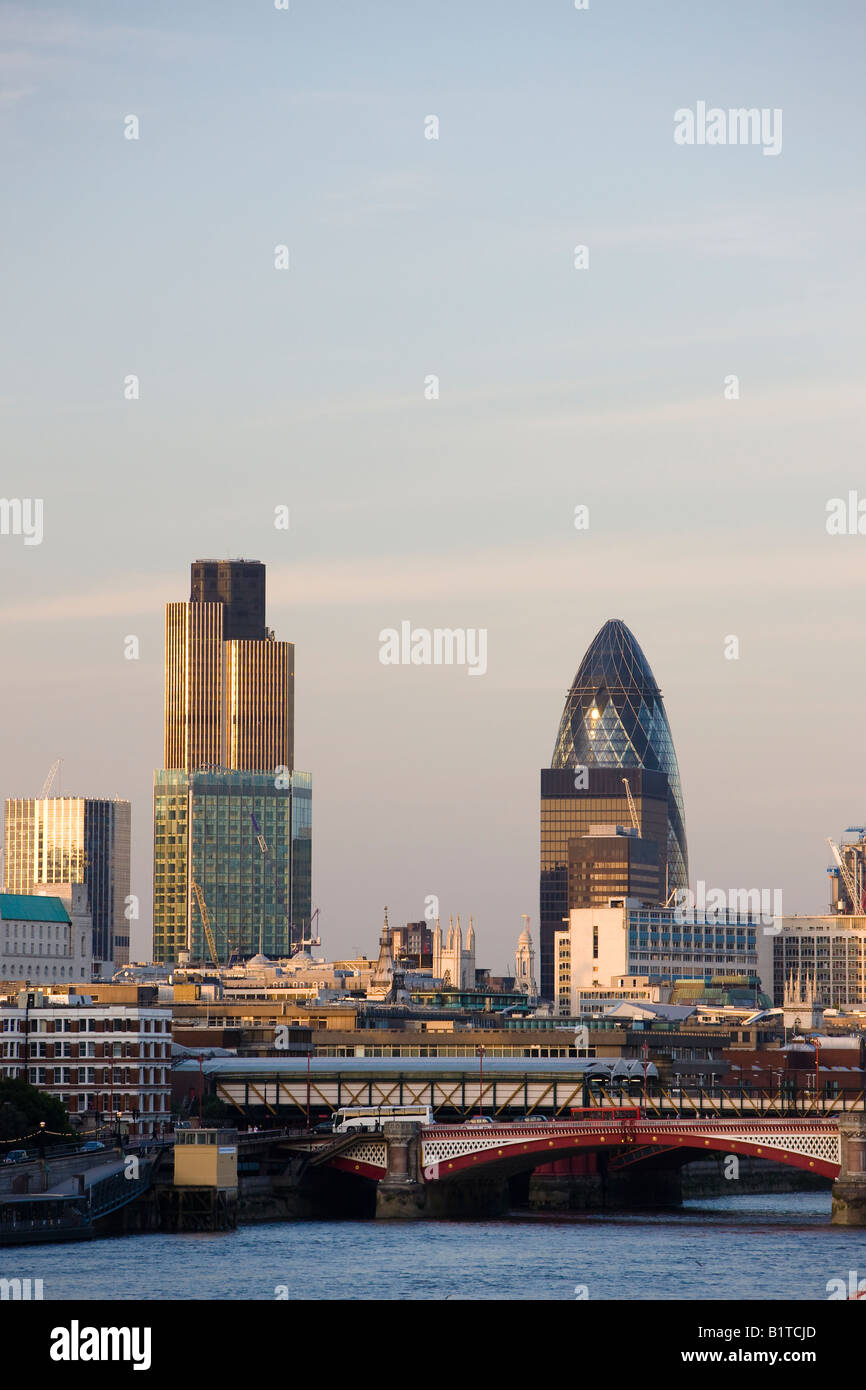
[4,797,131,967]
[153,770,312,962]
[539,618,688,1000]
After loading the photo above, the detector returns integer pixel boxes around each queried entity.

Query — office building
[0,990,171,1139]
[164,559,294,773]
[554,901,762,1016]
[153,768,312,963]
[759,915,866,1010]
[4,797,131,968]
[539,618,688,999]
[391,921,433,967]
[154,560,311,963]
[567,824,662,908]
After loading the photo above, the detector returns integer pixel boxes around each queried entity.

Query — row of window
[2,1041,169,1058]
[6,1067,169,1086]
[0,1017,169,1033]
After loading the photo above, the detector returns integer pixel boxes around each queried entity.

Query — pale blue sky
[1,1,864,966]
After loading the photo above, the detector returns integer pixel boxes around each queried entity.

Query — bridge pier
[832,1117,866,1225]
[375,1122,510,1220]
[375,1122,427,1220]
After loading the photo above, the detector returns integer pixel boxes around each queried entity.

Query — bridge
[269,1108,866,1223]
[334,1117,842,1182]
[178,1054,866,1123]
[180,1057,866,1223]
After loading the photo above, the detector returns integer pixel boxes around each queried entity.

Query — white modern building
[555,899,764,1017]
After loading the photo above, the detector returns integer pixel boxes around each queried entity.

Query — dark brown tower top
[190,559,267,641]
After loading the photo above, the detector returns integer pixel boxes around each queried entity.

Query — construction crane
[296,906,322,953]
[40,759,62,799]
[249,813,323,957]
[190,878,221,970]
[250,812,287,956]
[827,838,859,913]
[622,777,640,836]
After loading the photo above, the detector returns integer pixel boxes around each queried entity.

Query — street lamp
[641,1041,649,1119]
[476,1045,485,1117]
[114,1111,122,1149]
[305,1048,311,1131]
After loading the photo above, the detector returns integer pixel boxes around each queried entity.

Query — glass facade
[625,907,757,981]
[152,771,189,962]
[152,770,312,963]
[540,619,689,1000]
[567,831,661,908]
[539,767,669,1000]
[3,797,131,966]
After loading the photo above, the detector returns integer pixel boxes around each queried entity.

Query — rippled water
[4,1193,865,1300]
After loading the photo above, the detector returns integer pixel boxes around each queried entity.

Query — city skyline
[1,1,864,967]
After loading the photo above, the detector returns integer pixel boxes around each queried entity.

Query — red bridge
[327,1116,843,1184]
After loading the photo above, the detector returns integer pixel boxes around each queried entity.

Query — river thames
[5,1192,866,1301]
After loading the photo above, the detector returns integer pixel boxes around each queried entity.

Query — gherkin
[551,618,688,892]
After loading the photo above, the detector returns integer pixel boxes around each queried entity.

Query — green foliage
[0,1079,71,1145]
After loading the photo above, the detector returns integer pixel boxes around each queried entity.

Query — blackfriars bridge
[178,1057,866,1222]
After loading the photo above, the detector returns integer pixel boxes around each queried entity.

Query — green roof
[0,894,70,923]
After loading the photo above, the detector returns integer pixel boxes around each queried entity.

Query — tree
[0,1079,71,1145]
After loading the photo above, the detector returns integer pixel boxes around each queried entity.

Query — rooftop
[0,893,70,924]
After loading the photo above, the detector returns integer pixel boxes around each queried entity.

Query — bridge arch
[417,1121,841,1183]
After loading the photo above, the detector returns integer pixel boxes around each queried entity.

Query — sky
[1,0,865,970]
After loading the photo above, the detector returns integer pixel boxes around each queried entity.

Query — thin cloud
[0,535,859,628]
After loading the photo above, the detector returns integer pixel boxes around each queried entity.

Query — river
[4,1192,865,1300]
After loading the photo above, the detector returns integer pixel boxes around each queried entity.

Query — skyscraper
[164,559,294,772]
[539,618,688,999]
[153,560,311,963]
[4,797,131,967]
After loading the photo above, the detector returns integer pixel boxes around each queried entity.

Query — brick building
[0,989,172,1138]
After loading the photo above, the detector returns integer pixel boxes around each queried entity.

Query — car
[78,1141,105,1153]
[3,1150,31,1165]
[466,1115,495,1126]
[311,1119,334,1135]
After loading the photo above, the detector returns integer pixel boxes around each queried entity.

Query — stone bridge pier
[374,1123,508,1220]
[832,1116,866,1225]
[374,1122,426,1219]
